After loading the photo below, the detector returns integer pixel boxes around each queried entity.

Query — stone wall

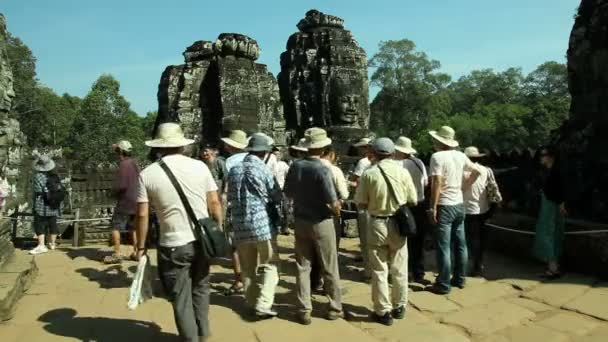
[155,34,286,148]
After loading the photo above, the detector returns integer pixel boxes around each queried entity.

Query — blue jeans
[435,204,467,292]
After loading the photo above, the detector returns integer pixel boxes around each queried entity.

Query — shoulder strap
[378,165,399,204]
[158,159,201,240]
[408,158,424,174]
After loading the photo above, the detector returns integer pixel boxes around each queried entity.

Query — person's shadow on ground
[39,308,178,342]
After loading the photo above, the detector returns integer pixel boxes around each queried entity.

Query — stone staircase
[0,249,37,321]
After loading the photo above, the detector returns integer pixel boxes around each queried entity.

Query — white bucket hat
[290,138,308,152]
[303,127,332,149]
[33,155,56,172]
[394,136,417,154]
[464,146,486,158]
[145,123,195,148]
[221,130,248,149]
[112,140,133,152]
[429,126,459,148]
[353,137,372,147]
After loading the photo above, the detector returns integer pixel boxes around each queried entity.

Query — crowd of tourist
[26,122,570,342]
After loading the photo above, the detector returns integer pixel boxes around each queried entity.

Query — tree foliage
[370,39,570,153]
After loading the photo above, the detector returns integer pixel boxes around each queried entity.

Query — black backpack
[44,173,65,209]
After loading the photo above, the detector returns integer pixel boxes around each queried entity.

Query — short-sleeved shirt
[320,158,349,200]
[137,154,218,248]
[205,157,227,192]
[227,154,280,244]
[33,172,60,217]
[114,158,140,215]
[284,157,337,222]
[464,164,490,215]
[274,160,290,189]
[352,157,372,177]
[225,152,247,173]
[402,157,428,203]
[355,159,418,217]
[429,150,479,206]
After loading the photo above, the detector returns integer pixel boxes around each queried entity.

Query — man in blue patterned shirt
[30,154,61,255]
[227,133,282,319]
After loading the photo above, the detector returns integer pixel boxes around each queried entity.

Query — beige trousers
[236,239,280,312]
[368,217,408,315]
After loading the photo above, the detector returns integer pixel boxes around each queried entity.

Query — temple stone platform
[1,235,607,342]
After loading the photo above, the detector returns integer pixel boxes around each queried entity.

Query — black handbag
[158,159,228,259]
[377,165,417,237]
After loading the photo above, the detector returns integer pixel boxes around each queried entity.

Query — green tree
[369,39,451,139]
[5,33,38,119]
[67,74,142,168]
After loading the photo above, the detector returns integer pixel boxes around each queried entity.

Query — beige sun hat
[303,127,332,149]
[145,123,195,148]
[353,137,372,147]
[394,136,417,154]
[290,138,308,152]
[221,130,248,149]
[112,140,133,152]
[33,154,56,172]
[429,126,459,148]
[464,146,486,158]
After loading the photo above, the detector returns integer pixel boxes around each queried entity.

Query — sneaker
[425,284,450,295]
[297,311,312,325]
[412,276,432,286]
[372,312,393,326]
[29,245,49,255]
[327,310,344,321]
[392,306,406,319]
[255,308,278,320]
[48,243,56,251]
[450,279,466,289]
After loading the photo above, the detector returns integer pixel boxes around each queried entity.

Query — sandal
[224,283,244,296]
[103,254,123,264]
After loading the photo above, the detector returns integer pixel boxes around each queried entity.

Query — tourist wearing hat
[284,127,343,325]
[351,137,374,280]
[200,143,227,192]
[226,133,283,319]
[393,137,430,284]
[426,126,482,295]
[103,140,140,264]
[135,122,223,341]
[221,129,249,296]
[29,154,62,255]
[355,138,418,326]
[463,146,497,277]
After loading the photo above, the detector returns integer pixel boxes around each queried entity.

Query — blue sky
[4,0,579,115]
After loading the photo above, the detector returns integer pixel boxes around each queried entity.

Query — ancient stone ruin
[155,33,286,148]
[553,0,608,223]
[278,9,371,152]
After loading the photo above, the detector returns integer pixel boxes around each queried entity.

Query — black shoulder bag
[377,165,417,237]
[158,159,227,259]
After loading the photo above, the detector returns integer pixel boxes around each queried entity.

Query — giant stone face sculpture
[553,0,608,222]
[155,33,286,148]
[278,9,370,152]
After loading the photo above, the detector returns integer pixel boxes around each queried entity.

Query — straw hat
[33,154,56,172]
[429,126,459,148]
[353,137,372,147]
[394,136,417,154]
[112,140,133,152]
[464,146,486,158]
[221,130,248,149]
[145,123,195,148]
[290,138,308,152]
[303,127,332,149]
[372,137,395,156]
[246,133,272,152]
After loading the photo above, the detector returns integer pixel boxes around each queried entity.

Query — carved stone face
[0,15,14,114]
[329,76,367,127]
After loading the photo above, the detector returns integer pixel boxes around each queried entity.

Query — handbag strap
[158,158,202,240]
[377,165,401,205]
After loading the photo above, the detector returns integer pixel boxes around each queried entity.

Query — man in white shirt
[463,146,492,277]
[393,136,430,284]
[135,123,223,341]
[320,146,349,248]
[351,137,373,280]
[427,126,480,295]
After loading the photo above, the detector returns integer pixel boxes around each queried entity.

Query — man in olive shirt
[355,138,417,326]
[284,127,343,325]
